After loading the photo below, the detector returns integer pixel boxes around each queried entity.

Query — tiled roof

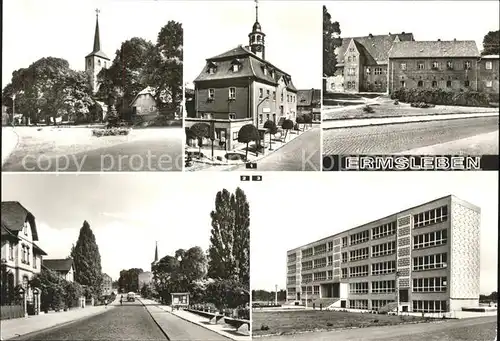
[388,41,480,58]
[194,45,297,92]
[337,33,415,65]
[85,50,110,60]
[129,86,156,106]
[43,258,74,272]
[33,243,47,256]
[1,201,38,241]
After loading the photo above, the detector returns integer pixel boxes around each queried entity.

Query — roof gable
[43,258,74,272]
[1,201,39,241]
[130,86,156,106]
[388,40,480,58]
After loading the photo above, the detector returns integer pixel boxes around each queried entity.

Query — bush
[392,88,491,107]
[216,156,223,161]
[362,105,375,113]
[92,128,130,137]
[260,324,270,331]
[393,99,399,105]
[326,322,333,327]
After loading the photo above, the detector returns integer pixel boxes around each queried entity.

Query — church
[138,242,159,290]
[185,1,298,151]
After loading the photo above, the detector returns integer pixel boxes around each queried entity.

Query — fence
[1,304,24,320]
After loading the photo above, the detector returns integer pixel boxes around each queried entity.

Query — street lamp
[11,94,16,126]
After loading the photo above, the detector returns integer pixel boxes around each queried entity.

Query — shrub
[216,156,223,161]
[393,99,399,105]
[392,88,490,107]
[362,105,375,113]
[260,324,270,331]
[326,322,333,327]
[92,128,130,137]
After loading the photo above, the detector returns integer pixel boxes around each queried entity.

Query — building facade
[43,259,75,282]
[478,55,500,95]
[186,2,298,150]
[85,10,110,94]
[101,273,112,296]
[1,202,47,302]
[286,195,480,314]
[296,89,321,122]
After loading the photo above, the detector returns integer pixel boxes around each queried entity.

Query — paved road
[264,316,497,341]
[323,116,499,155]
[233,128,321,171]
[2,138,182,172]
[16,301,167,341]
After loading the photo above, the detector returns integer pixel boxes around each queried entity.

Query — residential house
[185,88,196,118]
[478,55,499,96]
[185,2,298,150]
[101,273,112,295]
[297,89,321,122]
[1,202,47,304]
[43,259,75,282]
[130,87,160,121]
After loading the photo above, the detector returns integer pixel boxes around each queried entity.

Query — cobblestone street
[323,117,499,155]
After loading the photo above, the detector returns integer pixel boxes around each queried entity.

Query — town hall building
[185,2,298,150]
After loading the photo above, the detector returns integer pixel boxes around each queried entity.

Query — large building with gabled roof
[186,1,298,150]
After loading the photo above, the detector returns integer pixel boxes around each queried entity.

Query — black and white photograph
[1,173,250,341]
[323,1,499,157]
[2,0,184,172]
[183,0,322,172]
[250,172,498,341]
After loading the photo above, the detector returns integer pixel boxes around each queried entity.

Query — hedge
[391,88,491,107]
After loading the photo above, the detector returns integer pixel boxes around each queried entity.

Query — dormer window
[209,67,216,74]
[271,70,275,78]
[263,67,268,76]
[208,88,214,100]
[232,64,239,72]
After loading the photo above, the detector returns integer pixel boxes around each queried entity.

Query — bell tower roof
[86,9,110,60]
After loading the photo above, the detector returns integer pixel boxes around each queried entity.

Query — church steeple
[154,241,159,263]
[248,0,266,59]
[93,9,101,53]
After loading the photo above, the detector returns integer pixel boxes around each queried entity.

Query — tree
[237,124,260,159]
[179,246,208,283]
[189,122,210,157]
[281,119,294,141]
[482,31,500,55]
[205,279,249,312]
[70,221,103,298]
[208,188,250,288]
[152,255,181,304]
[263,120,278,150]
[323,6,342,90]
[303,113,313,129]
[296,115,305,131]
[30,268,67,312]
[118,268,144,293]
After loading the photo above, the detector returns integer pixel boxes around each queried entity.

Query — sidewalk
[396,131,499,155]
[1,127,19,166]
[138,298,249,341]
[0,304,116,340]
[323,112,499,129]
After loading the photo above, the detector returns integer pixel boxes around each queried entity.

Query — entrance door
[340,300,346,308]
[399,289,409,303]
[297,293,301,301]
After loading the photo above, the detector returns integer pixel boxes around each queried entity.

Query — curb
[323,113,499,130]
[2,306,115,341]
[137,299,172,341]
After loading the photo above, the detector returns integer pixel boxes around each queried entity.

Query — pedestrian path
[1,127,19,166]
[323,112,499,129]
[0,305,115,340]
[139,298,248,340]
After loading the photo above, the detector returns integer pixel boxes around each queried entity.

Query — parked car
[127,292,135,302]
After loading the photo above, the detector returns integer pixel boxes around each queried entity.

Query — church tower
[151,241,159,271]
[85,9,110,94]
[248,0,266,59]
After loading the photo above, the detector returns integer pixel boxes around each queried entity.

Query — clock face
[255,45,262,52]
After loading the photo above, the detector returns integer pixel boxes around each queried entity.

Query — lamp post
[275,284,278,306]
[11,94,16,126]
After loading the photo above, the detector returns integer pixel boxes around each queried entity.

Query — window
[342,237,348,247]
[327,241,334,252]
[464,80,470,87]
[287,95,290,102]
[281,93,284,101]
[349,300,368,310]
[287,276,296,284]
[232,64,239,72]
[400,63,407,70]
[22,276,29,290]
[350,282,369,294]
[366,68,371,74]
[258,114,263,124]
[314,244,327,255]
[208,88,215,100]
[272,91,276,101]
[486,80,493,88]
[432,61,439,69]
[208,67,216,74]
[413,229,447,249]
[302,248,313,258]
[98,60,101,66]
[327,255,333,266]
[418,80,424,87]
[302,274,312,283]
[263,68,268,76]
[374,68,382,75]
[88,59,91,67]
[486,61,493,70]
[202,113,212,119]
[302,260,313,270]
[259,88,263,98]
[413,206,448,228]
[313,271,326,281]
[288,253,296,264]
[400,81,406,88]
[229,87,236,100]
[350,230,369,245]
[348,56,352,62]
[417,62,425,70]
[229,113,236,119]
[327,270,333,280]
[104,61,107,68]
[24,222,28,235]
[347,68,356,76]
[8,242,14,260]
[313,286,320,295]
[446,61,453,70]
[341,252,348,263]
[413,300,447,313]
[432,80,438,87]
[349,247,369,262]
[341,268,348,278]
[372,241,396,257]
[371,261,396,276]
[464,61,471,70]
[232,132,238,140]
[372,300,394,311]
[413,277,447,292]
[287,265,296,274]
[349,265,369,277]
[413,253,448,271]
[371,280,395,294]
[447,80,452,88]
[266,89,270,98]
[313,258,326,269]
[372,222,396,239]
[352,55,357,62]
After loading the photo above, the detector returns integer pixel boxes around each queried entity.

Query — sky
[2,0,322,91]
[183,1,322,89]
[324,1,500,52]
[1,173,244,281]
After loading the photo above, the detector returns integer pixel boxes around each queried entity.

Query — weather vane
[95,8,100,17]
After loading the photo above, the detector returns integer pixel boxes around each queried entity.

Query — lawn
[252,310,427,336]
[323,101,499,121]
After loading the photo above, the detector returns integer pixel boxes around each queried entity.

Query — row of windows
[349,248,369,262]
[349,265,369,277]
[413,253,447,271]
[314,258,327,268]
[401,60,472,71]
[371,261,396,276]
[302,274,312,282]
[413,229,447,249]
[287,276,296,284]
[314,271,327,281]
[287,254,296,263]
[413,277,447,292]
[288,287,296,294]
[413,300,447,313]
[413,206,448,228]
[371,300,395,311]
[351,230,370,245]
[207,88,236,100]
[314,244,327,255]
[302,261,313,270]
[87,59,107,68]
[367,67,384,75]
[302,248,313,258]
[371,280,396,293]
[300,286,321,295]
[372,241,396,258]
[372,222,397,239]
[400,80,495,88]
[350,282,369,294]
[350,300,369,309]
[288,265,296,273]
[302,270,334,283]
